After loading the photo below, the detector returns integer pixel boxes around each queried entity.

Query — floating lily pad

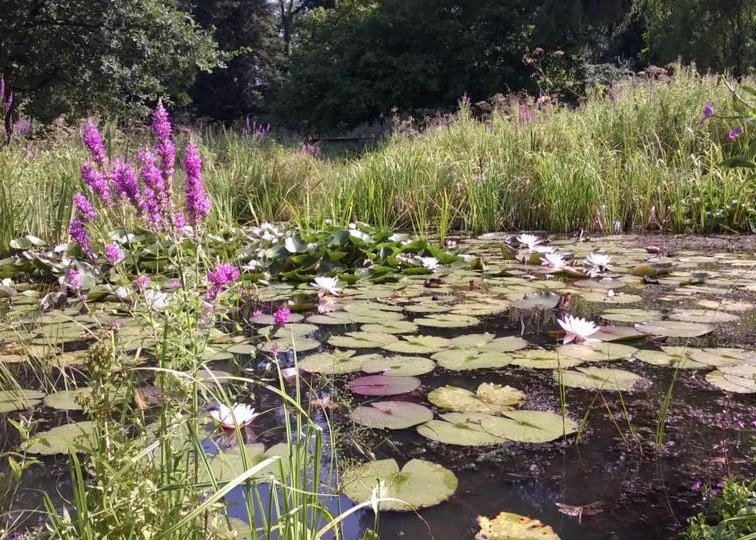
[360,320,419,334]
[22,421,96,455]
[382,335,452,355]
[688,348,755,368]
[299,350,361,374]
[635,320,714,338]
[341,458,458,511]
[199,443,288,483]
[403,303,452,314]
[260,336,320,353]
[633,349,708,369]
[252,313,304,325]
[226,342,258,355]
[705,369,756,393]
[481,410,578,443]
[559,342,637,362]
[475,511,560,540]
[414,314,480,328]
[43,388,93,410]
[0,389,45,413]
[697,299,754,312]
[450,333,497,349]
[593,326,645,342]
[668,309,740,324]
[510,350,585,369]
[511,291,561,310]
[357,354,436,376]
[600,309,663,323]
[350,401,433,429]
[416,414,504,446]
[427,383,524,414]
[258,323,319,338]
[432,349,514,371]
[348,375,421,396]
[578,292,642,305]
[556,367,647,391]
[328,332,397,349]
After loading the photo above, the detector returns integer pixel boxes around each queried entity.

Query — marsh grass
[0,67,753,252]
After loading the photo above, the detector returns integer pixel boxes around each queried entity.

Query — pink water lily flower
[558,315,600,344]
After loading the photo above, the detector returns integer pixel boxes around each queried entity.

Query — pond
[1,231,755,539]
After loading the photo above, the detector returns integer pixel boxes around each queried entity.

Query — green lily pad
[260,336,320,353]
[578,292,642,304]
[357,354,436,376]
[43,388,93,411]
[350,401,434,429]
[22,421,96,455]
[705,369,756,393]
[341,458,458,511]
[449,333,497,349]
[299,350,361,374]
[688,348,755,368]
[198,443,289,484]
[635,320,714,338]
[475,511,560,540]
[360,320,419,334]
[328,332,398,349]
[414,314,480,328]
[697,299,754,312]
[511,291,561,310]
[416,414,504,446]
[258,323,319,338]
[252,313,304,325]
[382,335,452,355]
[0,389,45,413]
[668,309,740,324]
[480,410,578,443]
[427,383,524,414]
[558,342,637,362]
[600,309,663,323]
[633,349,709,369]
[432,349,514,371]
[593,326,645,342]
[510,349,586,369]
[349,375,421,396]
[556,367,648,391]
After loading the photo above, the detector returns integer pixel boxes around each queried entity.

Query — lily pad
[633,349,709,369]
[258,323,319,338]
[328,332,397,349]
[475,512,560,540]
[578,292,642,305]
[0,389,45,413]
[697,299,754,312]
[511,291,561,310]
[668,309,740,324]
[432,349,514,371]
[260,336,320,353]
[556,367,648,391]
[481,410,578,443]
[299,350,362,374]
[635,320,714,338]
[559,342,637,362]
[348,375,421,396]
[350,401,434,429]
[360,320,419,334]
[252,313,304,325]
[357,354,436,376]
[427,383,524,414]
[705,370,756,393]
[382,335,452,355]
[414,314,480,328]
[688,348,755,368]
[510,349,586,369]
[416,414,504,446]
[601,309,663,323]
[341,458,458,511]
[22,421,96,455]
[199,443,289,483]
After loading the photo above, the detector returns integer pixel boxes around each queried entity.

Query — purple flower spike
[133,275,151,291]
[81,163,113,205]
[73,193,98,222]
[700,102,714,124]
[82,121,107,164]
[104,243,124,265]
[726,127,743,141]
[152,101,175,197]
[69,218,91,253]
[204,263,240,303]
[273,305,291,327]
[184,143,211,227]
[112,160,143,213]
[65,267,82,292]
[137,148,168,225]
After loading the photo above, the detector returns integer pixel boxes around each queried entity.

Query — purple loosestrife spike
[204,263,240,303]
[82,121,107,164]
[104,243,124,265]
[0,78,4,103]
[112,160,143,213]
[137,148,168,220]
[64,267,82,292]
[726,127,743,141]
[700,102,714,124]
[152,101,176,198]
[132,275,151,291]
[81,163,113,205]
[273,305,291,327]
[73,193,98,221]
[184,143,211,226]
[69,218,92,253]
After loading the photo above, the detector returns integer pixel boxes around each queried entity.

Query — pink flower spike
[726,127,743,141]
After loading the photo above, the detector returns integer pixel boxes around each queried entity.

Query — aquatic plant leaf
[427,383,524,414]
[696,299,754,312]
[592,326,645,342]
[252,313,305,325]
[328,332,398,349]
[556,367,647,391]
[22,421,96,455]
[510,350,585,369]
[432,349,514,371]
[360,320,419,334]
[578,292,642,304]
[486,336,530,352]
[450,333,496,349]
[668,309,740,324]
[416,416,504,446]
[414,313,480,328]
[299,350,361,374]
[718,364,756,378]
[559,343,637,362]
[600,309,663,323]
[350,401,433,429]
[260,336,320,353]
[198,443,287,484]
[633,350,708,369]
[307,312,357,325]
[357,354,436,376]
[348,375,420,396]
[475,511,560,540]
[511,291,561,310]
[705,370,756,393]
[0,390,45,413]
[403,303,452,314]
[382,335,452,354]
[341,458,458,511]
[635,320,714,338]
[688,348,756,368]
[226,342,258,355]
[480,410,577,443]
[258,323,319,338]
[43,387,92,411]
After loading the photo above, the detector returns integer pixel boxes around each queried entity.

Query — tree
[277,0,335,55]
[0,0,220,122]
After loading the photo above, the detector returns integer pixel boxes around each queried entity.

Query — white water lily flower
[241,259,260,272]
[516,234,542,251]
[210,403,261,429]
[557,315,600,344]
[419,257,439,271]
[541,252,566,270]
[533,245,556,254]
[584,253,611,274]
[143,289,170,311]
[312,276,341,297]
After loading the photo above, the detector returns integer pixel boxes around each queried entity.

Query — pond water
[1,233,755,539]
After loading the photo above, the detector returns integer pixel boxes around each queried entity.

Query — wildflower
[69,218,92,253]
[103,243,124,265]
[584,253,611,277]
[152,101,175,194]
[205,263,240,302]
[516,234,541,251]
[311,276,341,297]
[252,309,263,319]
[310,392,332,409]
[132,275,151,291]
[64,267,82,292]
[143,289,170,311]
[541,252,566,270]
[73,193,98,222]
[419,256,439,271]
[112,160,143,213]
[136,148,167,227]
[209,403,261,429]
[167,279,181,289]
[81,163,112,205]
[700,102,714,124]
[183,143,211,226]
[726,127,743,141]
[557,315,600,344]
[273,305,291,327]
[82,120,107,164]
